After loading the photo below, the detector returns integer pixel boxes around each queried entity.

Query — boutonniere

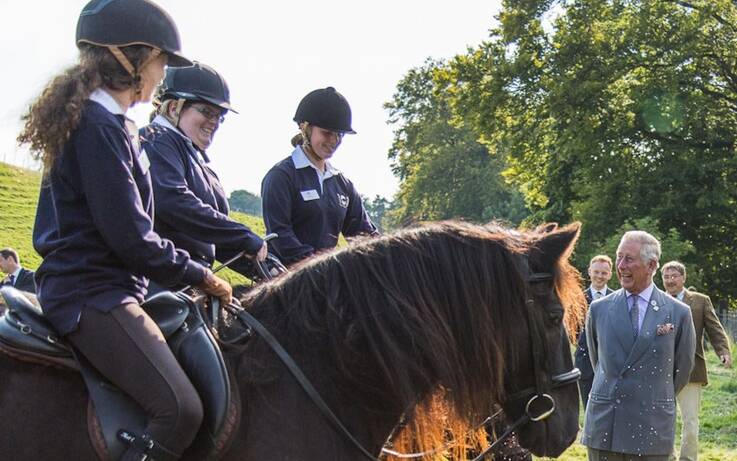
[650,300,659,312]
[657,323,675,336]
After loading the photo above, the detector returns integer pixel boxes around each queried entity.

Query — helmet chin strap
[299,123,328,171]
[172,98,186,126]
[107,46,162,105]
[299,122,312,151]
[169,99,207,154]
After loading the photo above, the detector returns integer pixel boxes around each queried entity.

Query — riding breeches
[66,303,203,459]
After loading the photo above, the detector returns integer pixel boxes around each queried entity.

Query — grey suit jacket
[582,286,696,455]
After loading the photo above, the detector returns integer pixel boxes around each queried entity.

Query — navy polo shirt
[141,116,263,274]
[261,146,378,265]
[33,92,207,335]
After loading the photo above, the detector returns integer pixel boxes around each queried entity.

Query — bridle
[224,254,580,461]
[467,256,581,460]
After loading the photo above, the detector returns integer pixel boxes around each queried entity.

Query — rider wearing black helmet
[18,1,230,459]
[141,62,267,286]
[261,87,378,266]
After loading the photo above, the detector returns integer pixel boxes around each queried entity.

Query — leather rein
[224,259,580,461]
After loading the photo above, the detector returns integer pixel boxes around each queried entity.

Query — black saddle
[0,286,231,460]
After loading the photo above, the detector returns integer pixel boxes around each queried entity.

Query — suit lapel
[625,288,669,366]
[682,290,693,307]
[610,290,636,352]
[585,288,593,304]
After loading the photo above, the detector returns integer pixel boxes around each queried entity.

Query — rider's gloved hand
[197,269,232,305]
[255,241,268,262]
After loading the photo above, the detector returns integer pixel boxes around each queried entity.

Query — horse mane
[240,220,583,459]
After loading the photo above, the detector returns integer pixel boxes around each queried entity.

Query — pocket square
[656,323,675,336]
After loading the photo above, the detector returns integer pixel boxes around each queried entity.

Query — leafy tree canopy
[385,59,528,228]
[442,0,737,302]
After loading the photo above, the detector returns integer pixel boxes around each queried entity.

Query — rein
[224,256,580,460]
[224,302,381,461]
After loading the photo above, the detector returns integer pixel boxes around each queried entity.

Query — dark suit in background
[0,267,36,293]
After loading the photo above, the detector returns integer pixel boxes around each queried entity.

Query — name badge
[300,189,320,201]
[138,149,150,175]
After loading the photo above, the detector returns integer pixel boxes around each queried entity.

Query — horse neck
[230,350,402,460]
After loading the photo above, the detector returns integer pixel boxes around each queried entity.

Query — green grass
[0,161,265,287]
[0,162,42,269]
[219,210,266,286]
[535,344,737,460]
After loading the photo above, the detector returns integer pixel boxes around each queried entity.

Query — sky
[0,0,502,199]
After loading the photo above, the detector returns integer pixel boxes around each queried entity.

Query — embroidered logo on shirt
[337,193,349,208]
[300,189,320,201]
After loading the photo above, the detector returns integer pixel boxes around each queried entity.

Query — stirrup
[118,430,179,461]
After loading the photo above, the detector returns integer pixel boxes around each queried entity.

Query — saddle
[0,286,237,461]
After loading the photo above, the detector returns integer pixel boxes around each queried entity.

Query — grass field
[0,161,265,287]
[535,344,737,460]
[0,162,42,269]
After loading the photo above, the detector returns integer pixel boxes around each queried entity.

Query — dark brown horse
[0,221,585,460]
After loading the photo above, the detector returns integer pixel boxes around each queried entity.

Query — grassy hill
[0,162,42,269]
[0,161,264,286]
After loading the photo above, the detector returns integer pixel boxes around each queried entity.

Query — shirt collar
[291,145,339,176]
[151,115,209,163]
[10,268,21,279]
[625,282,655,304]
[89,88,127,115]
[589,285,608,296]
[676,289,686,301]
[152,115,185,138]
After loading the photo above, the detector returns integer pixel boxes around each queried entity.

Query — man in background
[0,248,36,293]
[661,261,732,461]
[583,231,695,461]
[575,254,614,409]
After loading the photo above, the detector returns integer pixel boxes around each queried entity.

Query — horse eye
[547,311,564,324]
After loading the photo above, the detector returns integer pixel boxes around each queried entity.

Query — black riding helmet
[294,87,356,134]
[159,62,238,113]
[76,0,192,68]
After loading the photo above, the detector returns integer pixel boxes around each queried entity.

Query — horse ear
[531,222,581,269]
[535,222,559,234]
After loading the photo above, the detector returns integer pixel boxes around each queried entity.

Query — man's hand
[720,354,732,368]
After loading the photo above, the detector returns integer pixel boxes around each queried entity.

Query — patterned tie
[8,274,15,286]
[629,295,639,338]
[595,291,602,299]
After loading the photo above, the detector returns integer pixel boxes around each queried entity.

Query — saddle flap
[141,291,191,338]
[0,286,70,358]
[76,349,148,461]
[1,285,44,320]
[169,304,231,443]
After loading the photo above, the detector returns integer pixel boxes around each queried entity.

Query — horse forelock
[238,220,583,458]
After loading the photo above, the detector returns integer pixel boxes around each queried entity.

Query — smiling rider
[261,87,379,266]
[141,63,267,288]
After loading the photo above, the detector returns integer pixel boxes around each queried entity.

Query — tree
[362,195,394,232]
[385,59,529,228]
[229,189,262,216]
[444,0,737,302]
